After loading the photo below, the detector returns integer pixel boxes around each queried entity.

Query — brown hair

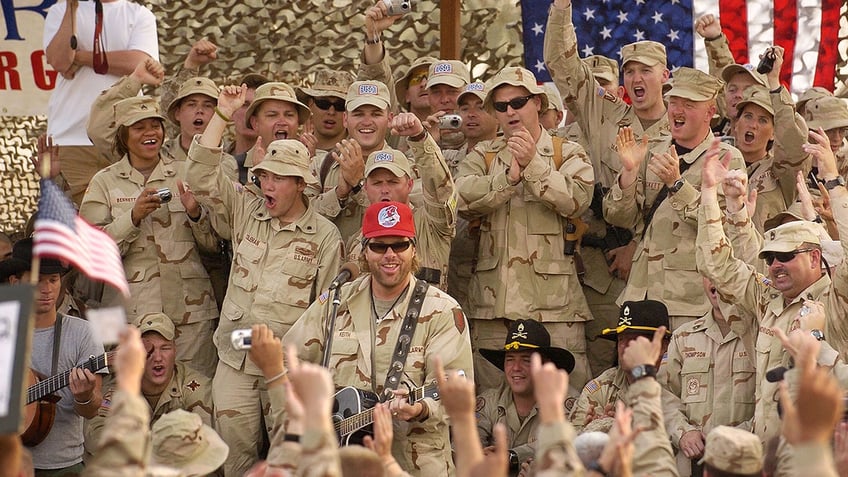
[111,119,165,159]
[338,446,384,477]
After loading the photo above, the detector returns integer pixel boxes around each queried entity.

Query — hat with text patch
[365,149,412,178]
[114,96,167,128]
[666,67,724,101]
[346,80,391,112]
[135,312,175,341]
[244,82,311,128]
[362,201,415,239]
[458,81,488,104]
[426,60,470,90]
[698,426,762,474]
[599,299,670,340]
[480,319,575,373]
[250,139,318,186]
[620,41,667,68]
[395,56,438,107]
[758,221,821,257]
[166,77,220,125]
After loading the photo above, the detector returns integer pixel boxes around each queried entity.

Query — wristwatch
[669,178,685,193]
[823,176,846,191]
[350,178,365,195]
[811,329,825,341]
[629,364,658,381]
[508,450,520,470]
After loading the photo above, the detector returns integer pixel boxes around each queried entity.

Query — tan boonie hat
[365,149,412,178]
[584,55,619,85]
[426,60,470,90]
[796,86,833,113]
[152,410,229,476]
[135,312,175,341]
[458,81,487,104]
[395,56,438,106]
[251,139,318,186]
[666,67,723,101]
[758,220,821,257]
[620,41,666,68]
[346,80,391,112]
[804,96,848,131]
[698,426,762,474]
[296,69,356,102]
[244,82,311,128]
[735,85,774,117]
[166,77,219,124]
[484,66,548,111]
[720,63,768,88]
[542,84,563,111]
[114,96,166,127]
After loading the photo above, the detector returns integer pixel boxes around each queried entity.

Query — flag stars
[532,23,544,36]
[652,11,663,24]
[582,45,595,56]
[600,26,612,39]
[617,10,629,23]
[635,0,645,4]
[583,8,595,20]
[534,60,547,73]
[667,29,680,42]
[634,29,645,41]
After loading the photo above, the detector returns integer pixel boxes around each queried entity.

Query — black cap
[480,319,575,373]
[599,300,671,341]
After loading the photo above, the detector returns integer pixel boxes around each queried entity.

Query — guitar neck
[334,382,437,437]
[27,353,110,404]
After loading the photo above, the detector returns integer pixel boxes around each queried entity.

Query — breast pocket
[330,338,361,386]
[274,260,318,312]
[732,357,756,403]
[681,358,710,404]
[231,240,266,293]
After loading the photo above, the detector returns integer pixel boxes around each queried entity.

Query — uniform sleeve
[704,34,736,77]
[186,135,246,238]
[724,206,764,267]
[83,391,150,477]
[823,188,848,358]
[408,133,456,235]
[792,443,839,477]
[85,75,144,161]
[357,48,397,112]
[569,379,603,434]
[533,422,585,477]
[296,427,343,477]
[625,379,678,477]
[79,171,142,256]
[474,389,498,447]
[283,298,332,365]
[522,140,594,217]
[603,170,643,229]
[187,206,222,254]
[455,144,520,218]
[771,88,812,206]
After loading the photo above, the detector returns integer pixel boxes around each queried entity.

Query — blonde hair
[338,446,384,477]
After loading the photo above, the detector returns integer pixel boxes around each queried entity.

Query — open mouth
[265,195,277,208]
[274,130,289,140]
[142,138,158,146]
[744,131,755,144]
[193,118,204,126]
[151,364,167,379]
[632,86,646,100]
[672,117,685,129]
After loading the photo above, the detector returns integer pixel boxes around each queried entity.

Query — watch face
[811,329,825,341]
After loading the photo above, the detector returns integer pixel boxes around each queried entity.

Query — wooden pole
[440,0,461,60]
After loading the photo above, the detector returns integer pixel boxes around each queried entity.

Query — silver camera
[231,329,252,350]
[718,136,735,147]
[439,114,462,130]
[383,0,412,16]
[154,187,173,203]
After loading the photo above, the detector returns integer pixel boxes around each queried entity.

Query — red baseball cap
[362,202,416,239]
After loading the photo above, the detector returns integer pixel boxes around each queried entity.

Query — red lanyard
[93,0,108,74]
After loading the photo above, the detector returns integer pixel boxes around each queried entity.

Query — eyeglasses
[366,240,413,254]
[408,72,428,87]
[492,95,535,113]
[314,98,346,111]
[763,248,815,266]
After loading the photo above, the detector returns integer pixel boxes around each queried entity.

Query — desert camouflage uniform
[604,134,745,330]
[85,362,212,460]
[659,311,756,476]
[695,188,848,446]
[83,391,151,477]
[455,131,594,388]
[570,366,627,433]
[284,274,473,477]
[532,422,584,477]
[444,147,476,311]
[187,137,343,476]
[625,378,678,477]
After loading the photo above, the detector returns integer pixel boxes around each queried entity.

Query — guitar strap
[51,314,63,376]
[380,279,429,401]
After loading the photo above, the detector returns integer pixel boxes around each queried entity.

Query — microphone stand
[321,285,345,368]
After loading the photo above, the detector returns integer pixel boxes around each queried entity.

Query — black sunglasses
[492,94,535,113]
[366,240,413,254]
[763,248,815,266]
[314,98,346,111]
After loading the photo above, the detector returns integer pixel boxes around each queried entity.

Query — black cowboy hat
[480,319,575,373]
[599,300,671,341]
[0,238,69,283]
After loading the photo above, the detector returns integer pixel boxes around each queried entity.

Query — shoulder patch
[318,290,329,304]
[584,380,600,394]
[185,379,202,392]
[564,396,577,413]
[476,396,486,413]
[453,308,467,334]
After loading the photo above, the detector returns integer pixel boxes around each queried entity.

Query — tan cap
[796,86,833,113]
[244,82,311,128]
[114,96,166,128]
[251,140,318,186]
[135,312,175,341]
[484,66,548,111]
[542,84,563,111]
[804,96,848,131]
[666,67,723,101]
[620,41,666,68]
[426,60,470,90]
[720,63,768,88]
[395,56,438,107]
[296,69,356,102]
[584,55,619,85]
[346,80,391,112]
[735,85,774,117]
[763,203,843,267]
[152,410,229,476]
[166,77,219,124]
[365,149,412,178]
[698,426,762,474]
[759,220,821,257]
[457,81,487,104]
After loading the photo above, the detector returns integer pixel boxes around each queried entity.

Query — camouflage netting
[2,0,847,237]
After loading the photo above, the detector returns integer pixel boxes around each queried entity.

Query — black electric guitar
[333,380,440,445]
[21,352,113,447]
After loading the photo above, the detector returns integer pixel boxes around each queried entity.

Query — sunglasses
[492,95,535,113]
[366,240,413,254]
[763,248,815,266]
[314,98,346,111]
[408,72,428,87]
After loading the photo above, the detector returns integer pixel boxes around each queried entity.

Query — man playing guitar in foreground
[2,238,104,476]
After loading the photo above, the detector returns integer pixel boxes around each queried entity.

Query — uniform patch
[434,63,453,74]
[585,380,600,394]
[466,82,485,92]
[374,151,394,162]
[409,346,424,353]
[358,83,378,95]
[603,90,619,103]
[476,396,485,412]
[565,396,577,413]
[186,379,201,392]
[686,377,700,396]
[453,308,466,334]
[597,86,606,97]
[318,290,329,304]
[377,204,401,228]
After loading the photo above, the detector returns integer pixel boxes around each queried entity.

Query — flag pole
[440,0,460,60]
[28,143,52,286]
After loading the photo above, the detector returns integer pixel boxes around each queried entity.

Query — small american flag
[33,179,130,298]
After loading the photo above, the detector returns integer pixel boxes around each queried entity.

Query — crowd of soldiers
[3,0,848,476]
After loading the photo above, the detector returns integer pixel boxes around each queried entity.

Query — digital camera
[154,187,173,203]
[231,329,252,350]
[439,114,462,129]
[383,0,412,16]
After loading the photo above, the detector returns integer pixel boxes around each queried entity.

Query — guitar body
[21,369,60,447]
[333,386,380,446]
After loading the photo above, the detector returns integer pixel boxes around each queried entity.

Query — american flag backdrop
[33,179,130,298]
[521,0,843,96]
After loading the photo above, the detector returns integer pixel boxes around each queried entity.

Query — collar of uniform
[534,128,555,157]
[162,135,188,162]
[766,273,831,318]
[258,199,319,234]
[612,366,630,391]
[348,272,416,311]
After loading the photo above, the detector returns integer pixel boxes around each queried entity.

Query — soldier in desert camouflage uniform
[82,60,220,377]
[187,83,343,476]
[455,65,594,389]
[296,69,356,157]
[285,201,473,477]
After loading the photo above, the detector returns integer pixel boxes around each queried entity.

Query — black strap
[381,279,429,399]
[319,149,339,190]
[642,149,694,230]
[51,314,63,376]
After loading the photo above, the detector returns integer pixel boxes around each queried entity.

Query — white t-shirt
[43,0,159,145]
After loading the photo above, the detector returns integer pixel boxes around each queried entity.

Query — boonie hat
[346,81,391,112]
[166,77,219,124]
[620,41,666,68]
[796,86,832,113]
[584,55,620,84]
[484,66,548,111]
[600,300,671,340]
[698,426,762,474]
[362,201,415,239]
[251,139,318,186]
[296,69,355,102]
[244,82,311,128]
[114,96,167,128]
[758,221,821,257]
[426,60,470,90]
[720,63,768,88]
[135,312,175,341]
[152,410,229,476]
[804,96,848,131]
[542,84,563,112]
[734,85,774,117]
[480,319,576,373]
[365,149,412,178]
[666,67,723,101]
[395,56,438,106]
